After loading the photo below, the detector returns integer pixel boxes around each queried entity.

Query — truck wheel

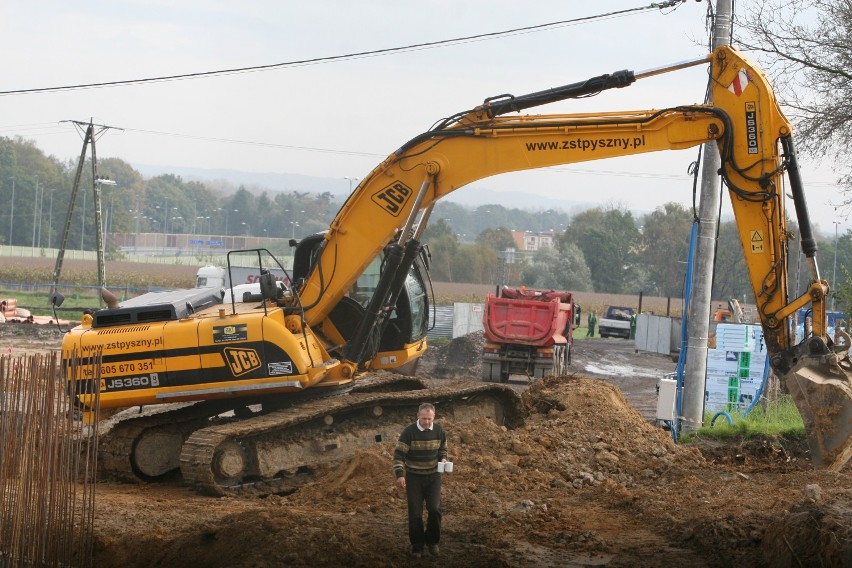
[552,345,566,376]
[481,362,502,382]
[533,365,551,379]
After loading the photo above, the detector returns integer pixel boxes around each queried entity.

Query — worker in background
[629,312,637,339]
[393,402,448,559]
[586,310,597,337]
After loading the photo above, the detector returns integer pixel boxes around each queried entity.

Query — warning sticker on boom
[750,230,765,253]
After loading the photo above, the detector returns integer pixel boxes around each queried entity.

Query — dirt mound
[421,331,485,378]
[288,447,400,515]
[761,489,852,567]
[71,354,851,567]
[90,376,722,567]
[519,376,704,483]
[3,297,848,566]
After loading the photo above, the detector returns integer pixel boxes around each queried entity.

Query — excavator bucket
[783,352,852,471]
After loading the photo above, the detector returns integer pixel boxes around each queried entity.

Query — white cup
[443,461,453,473]
[437,462,445,473]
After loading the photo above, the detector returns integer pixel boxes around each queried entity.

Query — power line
[0,2,686,96]
[117,126,385,158]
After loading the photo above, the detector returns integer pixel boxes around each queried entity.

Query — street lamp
[8,177,14,250]
[832,219,841,312]
[31,175,39,251]
[162,199,169,233]
[94,177,117,292]
[345,176,359,194]
[225,209,238,235]
[149,218,159,250]
[47,189,54,250]
[289,209,304,238]
[165,207,178,234]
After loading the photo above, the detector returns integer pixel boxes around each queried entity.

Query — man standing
[393,402,447,558]
[586,310,597,337]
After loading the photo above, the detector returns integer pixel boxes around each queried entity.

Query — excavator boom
[299,46,851,469]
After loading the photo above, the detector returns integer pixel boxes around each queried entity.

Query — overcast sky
[2,1,847,236]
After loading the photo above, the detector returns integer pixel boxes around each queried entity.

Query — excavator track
[179,382,524,497]
[99,401,232,482]
[98,372,431,483]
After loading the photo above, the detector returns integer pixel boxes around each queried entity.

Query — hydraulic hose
[742,353,771,418]
[710,412,733,427]
[344,243,405,365]
[673,222,700,442]
[781,136,820,278]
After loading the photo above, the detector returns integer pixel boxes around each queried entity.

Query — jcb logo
[371,181,413,217]
[224,347,262,376]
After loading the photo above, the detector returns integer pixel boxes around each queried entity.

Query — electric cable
[0,2,688,97]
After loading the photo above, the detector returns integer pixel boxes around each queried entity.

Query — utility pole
[51,120,118,300]
[52,123,93,298]
[681,0,733,434]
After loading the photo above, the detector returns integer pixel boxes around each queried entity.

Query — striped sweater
[393,421,448,478]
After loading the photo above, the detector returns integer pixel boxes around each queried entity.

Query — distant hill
[133,163,602,214]
[133,164,728,224]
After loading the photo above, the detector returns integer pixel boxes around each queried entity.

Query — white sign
[705,324,768,413]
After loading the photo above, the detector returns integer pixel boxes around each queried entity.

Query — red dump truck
[481,286,579,383]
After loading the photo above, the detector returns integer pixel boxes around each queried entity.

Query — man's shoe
[427,544,439,556]
[410,547,423,558]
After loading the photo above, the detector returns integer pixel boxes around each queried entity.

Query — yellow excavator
[59,45,851,495]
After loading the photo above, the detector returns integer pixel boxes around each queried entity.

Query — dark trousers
[405,472,442,550]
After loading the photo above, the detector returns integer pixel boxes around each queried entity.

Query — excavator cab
[292,233,430,370]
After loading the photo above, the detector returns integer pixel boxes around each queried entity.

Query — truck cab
[599,306,635,339]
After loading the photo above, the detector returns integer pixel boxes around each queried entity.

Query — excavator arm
[300,46,851,470]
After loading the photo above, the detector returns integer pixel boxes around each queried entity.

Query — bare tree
[736,0,852,203]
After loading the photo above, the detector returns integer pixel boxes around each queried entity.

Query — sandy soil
[1,324,850,567]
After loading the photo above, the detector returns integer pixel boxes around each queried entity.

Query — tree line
[422,202,839,307]
[0,136,849,311]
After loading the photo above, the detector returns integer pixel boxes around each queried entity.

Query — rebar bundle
[0,351,100,568]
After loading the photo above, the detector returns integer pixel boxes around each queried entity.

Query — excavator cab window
[291,233,326,283]
[296,235,429,349]
[349,253,429,350]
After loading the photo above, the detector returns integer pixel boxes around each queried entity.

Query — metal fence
[427,303,484,340]
[0,352,100,568]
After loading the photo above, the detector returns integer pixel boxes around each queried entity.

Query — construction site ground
[2,323,850,567]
